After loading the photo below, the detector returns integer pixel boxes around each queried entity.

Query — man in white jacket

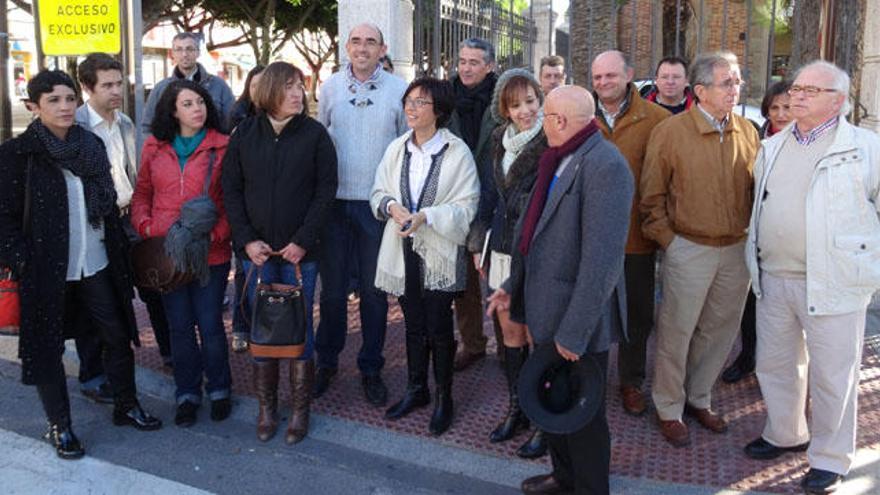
[743,60,880,494]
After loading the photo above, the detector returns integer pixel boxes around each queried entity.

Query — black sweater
[221,113,338,262]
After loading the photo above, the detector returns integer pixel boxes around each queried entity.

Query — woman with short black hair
[0,70,162,460]
[131,79,232,428]
[371,76,479,435]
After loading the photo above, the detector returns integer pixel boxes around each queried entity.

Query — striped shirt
[793,116,839,145]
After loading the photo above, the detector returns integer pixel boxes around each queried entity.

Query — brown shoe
[521,474,573,494]
[453,349,486,372]
[657,415,689,447]
[684,404,728,433]
[620,385,647,416]
[286,360,314,445]
[253,360,279,442]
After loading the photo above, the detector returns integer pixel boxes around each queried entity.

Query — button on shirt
[403,131,447,225]
[63,169,108,281]
[87,104,133,208]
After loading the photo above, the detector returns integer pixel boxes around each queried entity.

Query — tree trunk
[832,0,865,123]
[789,0,822,71]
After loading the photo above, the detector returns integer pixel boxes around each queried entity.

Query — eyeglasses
[172,46,198,54]
[404,98,433,109]
[788,85,838,97]
[707,79,744,91]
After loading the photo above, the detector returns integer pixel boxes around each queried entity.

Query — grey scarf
[164,150,218,286]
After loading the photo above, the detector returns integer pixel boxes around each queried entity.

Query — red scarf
[518,119,599,256]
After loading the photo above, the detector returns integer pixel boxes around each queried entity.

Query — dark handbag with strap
[0,155,33,336]
[248,259,307,359]
[131,150,215,293]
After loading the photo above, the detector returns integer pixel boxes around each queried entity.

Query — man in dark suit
[488,85,633,495]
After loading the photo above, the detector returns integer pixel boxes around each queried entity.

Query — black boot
[516,428,548,459]
[37,381,84,460]
[429,337,455,436]
[386,334,431,420]
[490,345,530,443]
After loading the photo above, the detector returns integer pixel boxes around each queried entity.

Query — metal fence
[413,0,537,78]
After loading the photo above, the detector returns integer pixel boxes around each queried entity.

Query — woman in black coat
[222,61,337,445]
[0,70,161,460]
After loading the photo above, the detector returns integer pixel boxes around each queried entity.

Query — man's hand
[555,341,579,362]
[279,242,307,264]
[245,240,272,266]
[486,288,510,317]
[388,203,410,227]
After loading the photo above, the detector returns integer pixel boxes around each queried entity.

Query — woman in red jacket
[131,80,232,427]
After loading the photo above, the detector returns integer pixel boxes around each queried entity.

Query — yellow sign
[38,0,121,56]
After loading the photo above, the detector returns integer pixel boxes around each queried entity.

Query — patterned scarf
[518,119,599,256]
[31,119,116,228]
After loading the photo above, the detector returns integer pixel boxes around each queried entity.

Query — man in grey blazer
[73,54,173,404]
[488,86,632,495]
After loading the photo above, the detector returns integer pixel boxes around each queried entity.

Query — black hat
[517,343,604,434]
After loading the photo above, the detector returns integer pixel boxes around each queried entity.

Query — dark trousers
[74,285,170,388]
[546,351,610,495]
[617,253,655,388]
[161,262,232,404]
[398,240,456,343]
[316,200,388,375]
[64,268,138,408]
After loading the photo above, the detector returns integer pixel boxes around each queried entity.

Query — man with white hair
[743,60,880,494]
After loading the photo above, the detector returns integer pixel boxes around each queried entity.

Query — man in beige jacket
[640,52,760,447]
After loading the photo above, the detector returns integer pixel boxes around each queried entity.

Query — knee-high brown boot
[253,360,279,442]
[286,359,314,445]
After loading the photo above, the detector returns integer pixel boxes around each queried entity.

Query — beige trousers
[755,273,866,475]
[652,236,750,420]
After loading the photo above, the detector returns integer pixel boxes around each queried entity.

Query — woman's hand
[388,203,410,227]
[397,211,426,237]
[245,240,272,266]
[279,242,306,264]
[473,253,486,279]
[486,287,510,317]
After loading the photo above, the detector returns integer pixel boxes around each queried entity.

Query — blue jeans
[161,262,232,405]
[242,258,318,361]
[316,200,388,374]
[232,255,249,339]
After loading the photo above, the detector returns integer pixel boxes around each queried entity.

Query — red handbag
[0,156,32,336]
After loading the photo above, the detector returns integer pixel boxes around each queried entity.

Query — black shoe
[744,437,809,460]
[385,386,430,420]
[113,404,163,431]
[721,359,755,384]
[362,374,388,406]
[81,382,114,405]
[313,367,337,399]
[210,398,232,422]
[45,424,85,460]
[174,401,199,427]
[516,429,548,459]
[428,389,453,435]
[802,468,843,494]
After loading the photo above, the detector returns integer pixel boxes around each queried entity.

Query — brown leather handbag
[130,236,194,293]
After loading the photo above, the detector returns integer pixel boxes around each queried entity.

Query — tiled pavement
[133,285,880,494]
